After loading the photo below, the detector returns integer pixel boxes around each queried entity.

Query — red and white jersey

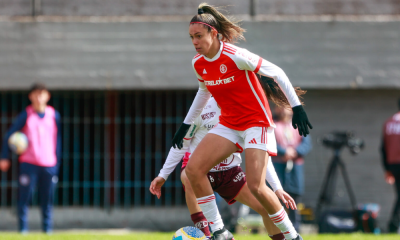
[187,41,300,131]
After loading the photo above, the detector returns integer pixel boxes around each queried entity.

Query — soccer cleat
[293,234,303,240]
[211,228,234,240]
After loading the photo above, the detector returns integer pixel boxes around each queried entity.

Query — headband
[190,21,218,32]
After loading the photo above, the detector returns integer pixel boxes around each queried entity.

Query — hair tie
[198,8,204,14]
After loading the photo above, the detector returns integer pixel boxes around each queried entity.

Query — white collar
[203,41,223,62]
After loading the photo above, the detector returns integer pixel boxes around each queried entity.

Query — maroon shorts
[181,166,246,205]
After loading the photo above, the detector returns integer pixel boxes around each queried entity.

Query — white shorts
[209,124,277,156]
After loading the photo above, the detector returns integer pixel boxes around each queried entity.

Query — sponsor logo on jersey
[204,76,234,86]
[201,112,216,120]
[203,69,207,74]
[233,172,245,182]
[205,124,215,130]
[220,64,227,73]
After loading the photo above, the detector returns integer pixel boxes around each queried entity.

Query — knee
[247,183,264,197]
[181,171,189,186]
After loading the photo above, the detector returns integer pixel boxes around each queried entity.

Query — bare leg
[185,133,237,198]
[235,182,281,235]
[245,148,282,214]
[181,169,202,214]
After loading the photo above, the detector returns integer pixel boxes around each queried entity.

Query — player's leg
[185,130,238,237]
[244,127,299,240]
[234,183,285,240]
[38,165,57,233]
[181,169,211,238]
[17,163,38,233]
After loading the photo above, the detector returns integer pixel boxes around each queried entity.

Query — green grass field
[0,233,399,240]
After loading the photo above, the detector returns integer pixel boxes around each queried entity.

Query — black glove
[172,123,191,149]
[292,105,313,137]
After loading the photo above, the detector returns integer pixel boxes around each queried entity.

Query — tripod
[315,148,357,219]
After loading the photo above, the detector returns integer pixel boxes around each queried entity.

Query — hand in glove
[172,123,191,149]
[292,105,313,137]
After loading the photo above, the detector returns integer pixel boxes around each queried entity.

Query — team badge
[220,64,227,73]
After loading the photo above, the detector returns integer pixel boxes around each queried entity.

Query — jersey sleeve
[1,110,27,159]
[257,59,301,107]
[183,62,211,125]
[233,48,263,73]
[158,120,199,180]
[265,156,283,192]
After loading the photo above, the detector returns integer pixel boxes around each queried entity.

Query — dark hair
[258,75,306,108]
[190,3,245,43]
[29,83,47,93]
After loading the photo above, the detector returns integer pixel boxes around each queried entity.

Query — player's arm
[234,49,312,136]
[265,157,297,210]
[0,110,27,172]
[151,122,199,198]
[171,64,211,149]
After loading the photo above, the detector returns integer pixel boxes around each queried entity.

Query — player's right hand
[149,176,166,199]
[0,159,11,172]
[172,123,191,149]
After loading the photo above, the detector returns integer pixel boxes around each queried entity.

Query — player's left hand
[149,176,166,199]
[275,189,297,210]
[292,105,313,137]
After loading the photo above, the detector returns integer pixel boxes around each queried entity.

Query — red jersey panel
[192,42,274,131]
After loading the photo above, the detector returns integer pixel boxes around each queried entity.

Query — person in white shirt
[150,98,296,240]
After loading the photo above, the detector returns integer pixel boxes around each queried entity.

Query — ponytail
[190,3,245,44]
[258,75,306,108]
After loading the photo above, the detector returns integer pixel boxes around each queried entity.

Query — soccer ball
[8,132,28,155]
[172,226,206,240]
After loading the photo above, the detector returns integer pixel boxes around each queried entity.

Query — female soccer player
[171,3,312,240]
[150,97,295,240]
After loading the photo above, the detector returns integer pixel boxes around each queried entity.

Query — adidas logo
[203,69,207,74]
[248,138,257,144]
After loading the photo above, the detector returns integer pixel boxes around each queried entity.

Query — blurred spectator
[271,106,312,232]
[0,83,61,234]
[381,98,400,233]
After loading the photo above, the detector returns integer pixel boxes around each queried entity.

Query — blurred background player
[272,106,312,232]
[381,98,400,233]
[0,83,61,233]
[151,97,296,240]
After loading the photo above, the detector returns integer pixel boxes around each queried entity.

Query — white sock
[197,194,224,233]
[269,207,298,240]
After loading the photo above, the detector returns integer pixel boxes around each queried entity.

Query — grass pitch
[0,233,398,240]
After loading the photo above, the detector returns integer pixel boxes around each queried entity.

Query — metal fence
[0,90,196,209]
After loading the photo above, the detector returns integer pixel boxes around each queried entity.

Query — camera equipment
[322,131,364,154]
[316,131,365,219]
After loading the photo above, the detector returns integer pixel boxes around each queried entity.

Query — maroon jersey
[383,112,400,164]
